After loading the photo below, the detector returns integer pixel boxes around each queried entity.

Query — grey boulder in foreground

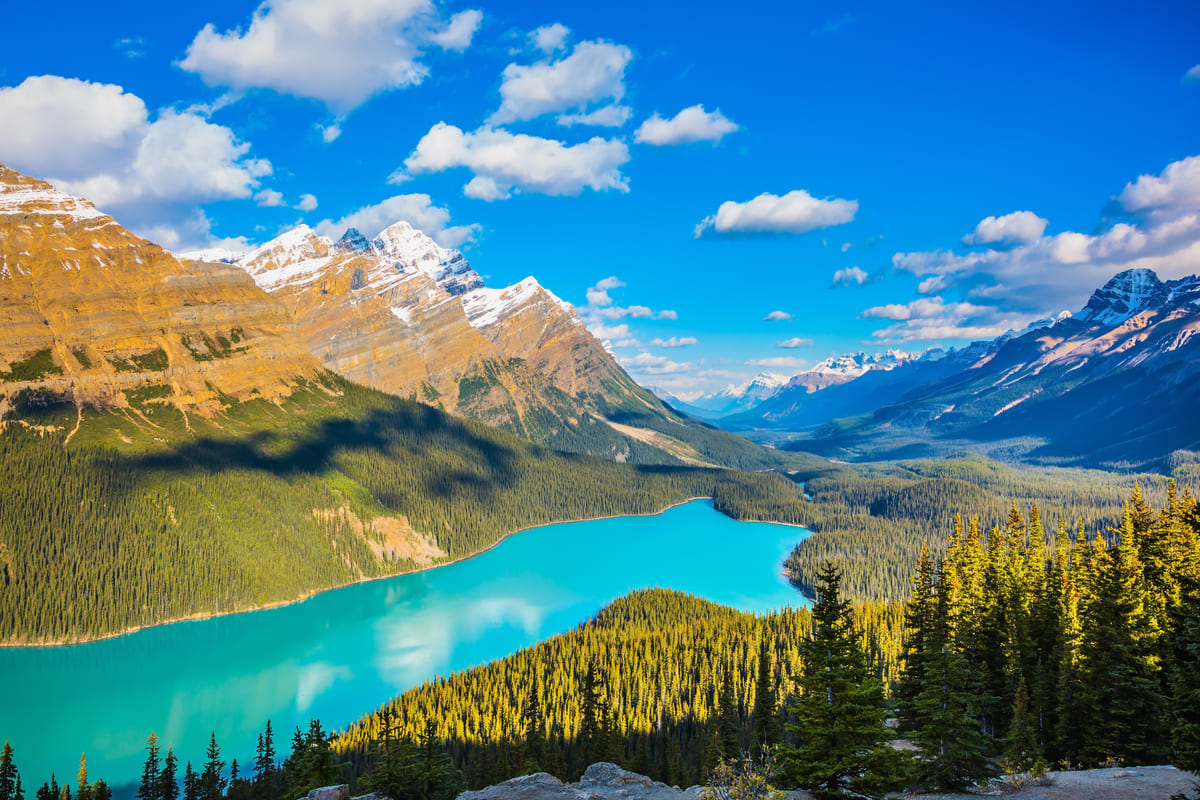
[457,763,705,800]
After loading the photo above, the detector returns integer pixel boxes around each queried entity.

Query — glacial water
[0,500,807,794]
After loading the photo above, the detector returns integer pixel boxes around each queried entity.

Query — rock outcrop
[0,164,320,417]
[457,763,704,800]
[211,223,688,460]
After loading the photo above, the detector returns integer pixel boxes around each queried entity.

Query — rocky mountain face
[749,269,1200,469]
[0,164,319,420]
[781,349,916,395]
[216,223,722,464]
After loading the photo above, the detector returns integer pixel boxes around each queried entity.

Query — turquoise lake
[0,500,807,794]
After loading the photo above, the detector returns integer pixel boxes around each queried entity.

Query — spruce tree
[159,749,179,800]
[717,668,740,759]
[1170,577,1200,772]
[897,542,936,732]
[911,564,991,791]
[35,775,58,800]
[782,563,910,799]
[523,682,545,772]
[1004,679,1042,772]
[0,742,21,800]
[751,636,780,754]
[75,756,90,800]
[578,664,603,770]
[200,734,226,800]
[138,733,161,800]
[182,765,199,800]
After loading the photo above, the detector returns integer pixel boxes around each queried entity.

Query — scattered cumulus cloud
[962,210,1048,246]
[254,189,285,207]
[776,337,813,348]
[694,190,858,237]
[318,123,342,143]
[490,39,632,125]
[578,276,678,344]
[296,193,318,211]
[859,296,1028,344]
[763,310,792,321]
[649,336,698,348]
[891,154,1200,316]
[114,37,145,59]
[832,266,868,286]
[634,105,739,146]
[657,309,678,320]
[314,193,479,248]
[1185,65,1200,82]
[0,75,273,249]
[557,105,632,128]
[400,122,630,200]
[529,23,569,54]
[179,0,483,113]
[841,242,852,252]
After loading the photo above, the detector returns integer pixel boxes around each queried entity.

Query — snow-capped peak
[243,224,331,267]
[1077,268,1166,326]
[806,350,915,378]
[334,227,372,254]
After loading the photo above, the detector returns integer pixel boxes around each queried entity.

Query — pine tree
[183,764,198,800]
[252,721,277,800]
[1005,679,1042,772]
[138,734,162,800]
[897,541,936,732]
[35,775,58,800]
[200,734,226,800]
[1170,576,1200,772]
[159,749,179,800]
[0,742,21,800]
[578,664,603,771]
[782,563,911,799]
[911,564,991,791]
[1077,531,1166,765]
[751,636,780,754]
[717,668,740,759]
[415,720,465,800]
[523,682,545,772]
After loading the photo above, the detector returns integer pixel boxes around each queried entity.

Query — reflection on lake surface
[1,500,807,793]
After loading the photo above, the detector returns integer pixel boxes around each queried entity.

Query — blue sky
[2,0,1199,396]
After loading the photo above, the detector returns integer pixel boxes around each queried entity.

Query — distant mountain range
[664,350,915,419]
[724,268,1200,469]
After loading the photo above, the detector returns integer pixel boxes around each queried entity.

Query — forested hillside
[781,453,1170,601]
[0,375,808,644]
[333,589,903,791]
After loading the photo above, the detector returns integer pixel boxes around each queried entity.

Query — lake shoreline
[4,496,806,649]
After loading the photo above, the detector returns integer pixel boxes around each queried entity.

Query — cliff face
[227,223,671,457]
[0,164,320,417]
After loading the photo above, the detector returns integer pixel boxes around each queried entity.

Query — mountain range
[184,222,765,467]
[724,268,1200,469]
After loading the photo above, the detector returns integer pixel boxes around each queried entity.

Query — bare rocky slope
[0,163,319,419]
[206,223,774,467]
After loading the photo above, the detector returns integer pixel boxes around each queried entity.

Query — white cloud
[917,275,950,294]
[657,309,678,320]
[490,39,632,124]
[319,123,342,143]
[0,76,274,250]
[0,76,150,180]
[694,190,858,237]
[634,105,739,146]
[1119,155,1200,215]
[612,338,642,349]
[962,210,1048,246]
[255,189,285,207]
[859,296,1029,344]
[622,352,694,375]
[841,242,852,252]
[314,193,479,248]
[557,105,632,128]
[179,0,482,113]
[429,9,484,50]
[892,161,1200,314]
[860,296,986,322]
[832,266,868,286]
[776,337,813,348]
[529,23,569,54]
[1185,65,1200,82]
[649,336,698,348]
[579,277,677,343]
[763,310,792,321]
[114,37,145,59]
[585,276,624,306]
[748,356,809,369]
[402,123,630,199]
[296,193,318,211]
[589,322,633,340]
